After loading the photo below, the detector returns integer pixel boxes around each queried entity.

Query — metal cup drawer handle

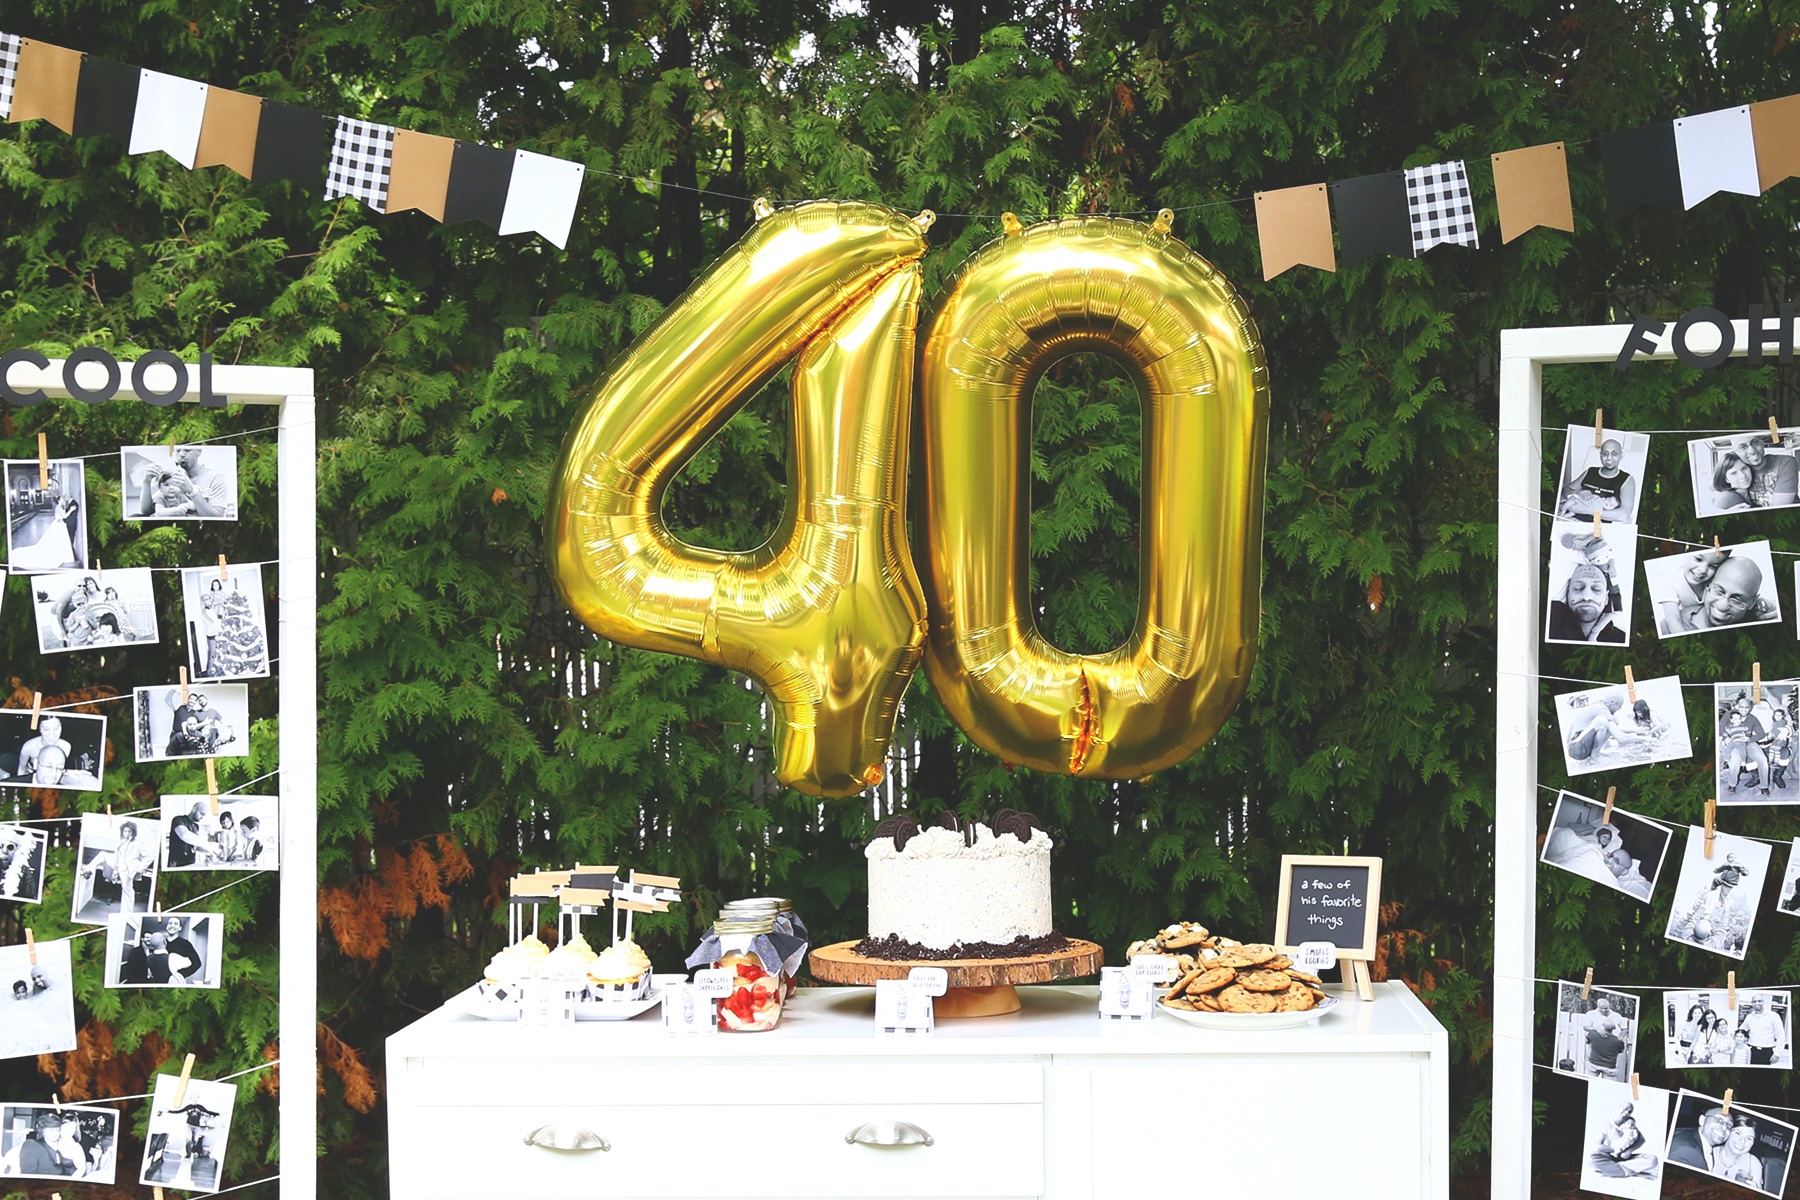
[523,1124,611,1152]
[845,1120,934,1147]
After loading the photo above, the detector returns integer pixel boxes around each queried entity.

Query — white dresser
[386,981,1449,1199]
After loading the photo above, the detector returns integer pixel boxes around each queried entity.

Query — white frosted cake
[865,814,1053,953]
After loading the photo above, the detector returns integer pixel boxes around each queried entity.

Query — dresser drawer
[390,1100,1044,1198]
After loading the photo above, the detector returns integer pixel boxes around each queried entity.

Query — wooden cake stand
[808,939,1103,1018]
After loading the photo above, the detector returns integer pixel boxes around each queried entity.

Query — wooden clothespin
[172,1051,196,1106]
[167,429,176,455]
[1593,509,1603,538]
[1729,970,1738,1010]
[1724,1087,1734,1116]
[1754,662,1763,704]
[155,1188,166,1200]
[1630,1072,1640,1099]
[52,1092,61,1112]
[1624,667,1637,704]
[93,558,101,584]
[180,667,189,705]
[205,759,219,814]
[1603,787,1616,825]
[36,431,47,488]
[1714,533,1722,550]
[1771,416,1781,445]
[218,554,228,581]
[1582,966,1594,999]
[24,928,35,964]
[28,692,41,730]
[1594,410,1605,448]
[1705,797,1718,859]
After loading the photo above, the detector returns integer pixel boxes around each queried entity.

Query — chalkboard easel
[1273,854,1384,1002]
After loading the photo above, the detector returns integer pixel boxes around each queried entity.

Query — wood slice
[808,939,1103,988]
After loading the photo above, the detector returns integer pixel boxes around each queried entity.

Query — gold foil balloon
[917,211,1270,778]
[547,201,931,797]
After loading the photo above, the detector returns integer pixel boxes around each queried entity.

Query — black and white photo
[1779,838,1800,917]
[181,563,269,680]
[1715,681,1800,804]
[30,567,158,653]
[4,459,87,573]
[1664,827,1772,960]
[161,794,278,871]
[1544,523,1637,645]
[0,1102,119,1182]
[1539,791,1670,902]
[0,937,76,1060]
[1554,677,1693,777]
[1580,1079,1667,1200]
[1688,429,1800,517]
[120,444,238,521]
[1551,979,1639,1081]
[1644,542,1782,639]
[133,684,249,763]
[1666,1088,1797,1196]
[1664,989,1793,1068]
[0,824,47,904]
[139,1072,234,1192]
[72,812,157,925]
[1555,425,1649,525]
[104,912,223,989]
[0,709,106,792]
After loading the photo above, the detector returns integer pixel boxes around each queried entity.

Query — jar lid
[725,896,791,913]
[715,913,777,935]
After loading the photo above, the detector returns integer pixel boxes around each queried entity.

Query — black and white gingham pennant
[325,115,395,212]
[1404,159,1479,254]
[0,32,21,122]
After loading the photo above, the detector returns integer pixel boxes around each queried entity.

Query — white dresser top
[388,980,1446,1061]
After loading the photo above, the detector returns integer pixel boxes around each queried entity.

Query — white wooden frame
[1272,853,1383,960]
[8,357,317,1198]
[1495,319,1761,1198]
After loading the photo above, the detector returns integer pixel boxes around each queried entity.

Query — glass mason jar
[726,897,803,998]
[712,912,786,1031]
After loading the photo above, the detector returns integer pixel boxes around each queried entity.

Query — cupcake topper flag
[559,866,616,947]
[508,870,571,944]
[612,871,682,946]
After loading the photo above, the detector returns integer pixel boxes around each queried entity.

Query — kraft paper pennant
[9,39,82,133]
[442,140,515,229]
[1253,183,1335,279]
[1602,122,1681,218]
[194,87,262,178]
[252,100,333,192]
[1673,106,1760,209]
[1330,171,1413,266]
[1751,93,1800,192]
[386,128,454,220]
[71,56,139,142]
[0,32,23,121]
[128,70,207,168]
[1491,142,1574,243]
[498,150,585,249]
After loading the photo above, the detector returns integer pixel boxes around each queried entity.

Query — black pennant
[252,101,334,192]
[1331,171,1413,266]
[443,140,516,229]
[71,57,139,142]
[1602,122,1682,219]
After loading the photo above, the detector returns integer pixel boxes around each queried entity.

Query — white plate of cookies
[1130,926,1336,1028]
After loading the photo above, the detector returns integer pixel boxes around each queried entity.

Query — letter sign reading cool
[547,201,1270,797]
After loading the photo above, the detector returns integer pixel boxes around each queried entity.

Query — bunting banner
[1332,171,1413,266]
[193,86,260,178]
[1404,159,1479,254]
[1751,95,1800,193]
[1602,122,1682,219]
[70,55,137,141]
[1673,106,1760,210]
[1491,142,1574,244]
[497,150,585,249]
[386,129,454,220]
[1253,183,1335,279]
[442,140,515,228]
[325,116,395,212]
[252,101,334,191]
[128,70,207,168]
[9,38,81,133]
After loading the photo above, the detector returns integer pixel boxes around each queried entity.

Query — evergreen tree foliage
[0,0,1796,1192]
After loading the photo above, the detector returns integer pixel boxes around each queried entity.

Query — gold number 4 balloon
[549,201,1269,797]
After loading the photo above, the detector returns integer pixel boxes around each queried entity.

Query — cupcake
[586,939,652,1001]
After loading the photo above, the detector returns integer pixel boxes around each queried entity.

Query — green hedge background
[0,0,1796,1194]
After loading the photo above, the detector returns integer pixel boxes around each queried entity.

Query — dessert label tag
[908,967,949,997]
[1098,966,1154,1021]
[1130,954,1172,982]
[662,983,719,1036]
[519,980,576,1026]
[1295,941,1338,973]
[875,977,933,1034]
[693,968,735,998]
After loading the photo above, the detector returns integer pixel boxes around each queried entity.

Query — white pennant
[128,70,208,169]
[498,149,585,250]
[1674,105,1761,210]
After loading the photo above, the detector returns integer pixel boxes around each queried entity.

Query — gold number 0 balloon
[546,202,932,797]
[917,212,1270,778]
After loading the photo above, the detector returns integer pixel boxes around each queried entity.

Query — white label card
[908,967,948,997]
[1130,955,1172,981]
[662,983,718,1036]
[875,977,933,1034]
[1098,966,1154,1020]
[1295,941,1338,973]
[519,980,576,1026]
[693,967,735,998]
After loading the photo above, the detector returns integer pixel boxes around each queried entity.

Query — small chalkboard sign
[1274,855,1382,961]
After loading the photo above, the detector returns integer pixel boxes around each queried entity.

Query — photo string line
[1532,782,1795,846]
[28,422,282,463]
[7,556,280,578]
[1500,496,1800,558]
[1528,1062,1800,1114]
[52,868,275,943]
[36,1057,281,1107]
